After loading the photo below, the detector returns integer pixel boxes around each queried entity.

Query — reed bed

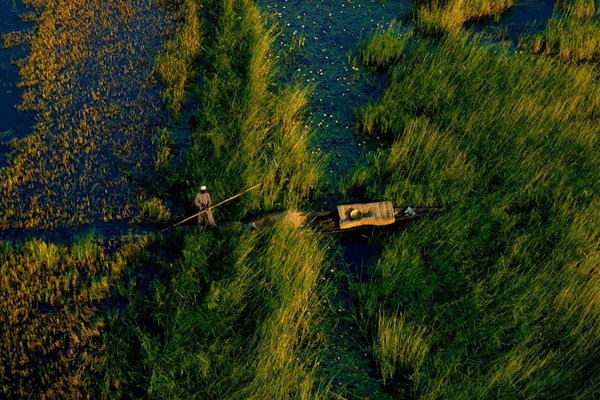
[126,223,328,399]
[119,2,327,396]
[520,0,599,62]
[359,23,413,70]
[414,0,514,36]
[154,0,201,116]
[346,32,599,398]
[178,0,322,218]
[0,235,152,398]
[0,0,176,230]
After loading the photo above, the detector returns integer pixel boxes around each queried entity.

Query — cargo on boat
[305,201,442,233]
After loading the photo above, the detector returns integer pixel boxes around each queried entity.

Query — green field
[1,0,598,398]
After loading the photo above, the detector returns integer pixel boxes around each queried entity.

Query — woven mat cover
[337,201,395,229]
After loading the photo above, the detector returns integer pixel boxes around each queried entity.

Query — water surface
[258,0,411,187]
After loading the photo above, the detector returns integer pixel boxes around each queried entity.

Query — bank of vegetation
[413,0,514,36]
[520,0,599,62]
[345,28,599,398]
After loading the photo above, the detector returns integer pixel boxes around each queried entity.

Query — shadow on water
[340,234,382,283]
[0,0,35,165]
[0,220,157,245]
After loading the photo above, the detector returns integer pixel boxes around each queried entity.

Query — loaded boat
[304,201,442,233]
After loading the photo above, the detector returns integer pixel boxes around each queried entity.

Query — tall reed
[178,0,322,219]
[347,31,599,398]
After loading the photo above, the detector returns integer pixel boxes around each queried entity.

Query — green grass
[117,2,328,396]
[520,1,599,63]
[359,23,413,70]
[133,196,171,224]
[345,32,599,398]
[127,223,328,399]
[153,0,201,116]
[556,0,597,18]
[414,0,514,36]
[178,0,322,218]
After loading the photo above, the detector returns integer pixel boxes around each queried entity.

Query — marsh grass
[284,29,306,65]
[179,0,322,218]
[520,1,599,62]
[154,0,201,116]
[414,0,514,36]
[556,0,598,18]
[346,32,599,398]
[367,312,430,387]
[359,23,413,69]
[133,197,171,224]
[123,223,328,399]
[0,234,153,398]
[0,0,176,230]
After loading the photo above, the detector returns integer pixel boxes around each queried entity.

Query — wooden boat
[306,201,442,233]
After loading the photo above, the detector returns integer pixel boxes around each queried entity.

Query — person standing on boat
[195,185,216,227]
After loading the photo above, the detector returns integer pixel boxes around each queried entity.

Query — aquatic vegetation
[556,0,597,18]
[0,0,176,230]
[346,32,599,397]
[154,0,201,116]
[133,197,171,224]
[126,223,329,398]
[414,0,514,36]
[370,312,430,387]
[179,0,323,217]
[520,0,599,62]
[0,235,151,398]
[359,23,413,69]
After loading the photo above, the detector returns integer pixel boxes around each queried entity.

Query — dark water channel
[467,0,555,42]
[258,0,411,187]
[0,0,35,164]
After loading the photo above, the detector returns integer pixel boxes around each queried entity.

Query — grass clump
[154,0,201,115]
[521,1,599,63]
[178,0,322,218]
[371,312,430,387]
[133,197,171,224]
[360,23,413,69]
[347,32,599,398]
[414,0,514,36]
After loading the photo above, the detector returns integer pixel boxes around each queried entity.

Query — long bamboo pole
[159,183,262,233]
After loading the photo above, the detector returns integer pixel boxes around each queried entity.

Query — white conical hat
[200,185,207,191]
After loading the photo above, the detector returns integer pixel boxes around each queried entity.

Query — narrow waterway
[258,0,411,188]
[467,0,555,42]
